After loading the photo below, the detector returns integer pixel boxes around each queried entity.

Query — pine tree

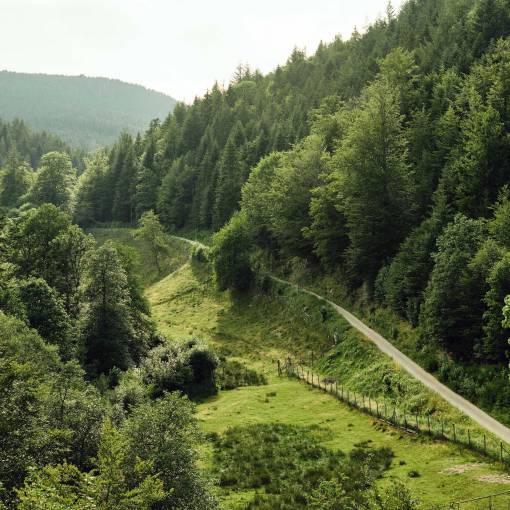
[212,137,241,230]
[81,242,135,375]
[110,133,138,223]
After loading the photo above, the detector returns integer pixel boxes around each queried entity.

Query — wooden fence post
[453,423,456,442]
[501,442,504,463]
[277,360,281,376]
[427,415,431,435]
[484,434,487,454]
[468,429,471,448]
[376,401,379,418]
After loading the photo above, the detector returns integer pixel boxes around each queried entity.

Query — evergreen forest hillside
[0,71,176,149]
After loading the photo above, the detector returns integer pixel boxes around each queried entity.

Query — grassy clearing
[146,261,510,508]
[92,229,510,508]
[89,227,190,287]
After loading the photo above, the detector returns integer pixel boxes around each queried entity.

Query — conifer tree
[212,137,241,230]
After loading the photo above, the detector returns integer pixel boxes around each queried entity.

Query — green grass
[92,228,510,509]
[89,227,191,287]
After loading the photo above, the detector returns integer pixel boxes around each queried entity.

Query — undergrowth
[211,423,394,509]
[216,359,267,390]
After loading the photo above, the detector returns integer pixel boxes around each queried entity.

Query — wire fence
[278,357,510,468]
[445,490,510,509]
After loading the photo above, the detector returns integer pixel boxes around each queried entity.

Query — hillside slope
[0,71,176,149]
[127,229,509,508]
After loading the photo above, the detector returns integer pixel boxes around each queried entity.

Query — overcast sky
[1,0,406,102]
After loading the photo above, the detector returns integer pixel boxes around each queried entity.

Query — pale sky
[1,0,406,102]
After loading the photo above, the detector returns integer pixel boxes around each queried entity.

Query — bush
[211,211,253,292]
[191,245,210,264]
[140,339,218,398]
[216,360,267,390]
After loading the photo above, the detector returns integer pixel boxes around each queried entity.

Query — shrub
[140,339,218,398]
[211,211,253,292]
[216,360,267,390]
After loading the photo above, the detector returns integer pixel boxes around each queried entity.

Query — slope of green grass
[89,227,190,287]
[92,229,510,508]
[146,261,510,508]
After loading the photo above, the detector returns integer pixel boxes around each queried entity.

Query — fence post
[376,401,379,418]
[484,434,487,454]
[468,429,471,448]
[362,395,365,409]
[501,442,504,463]
[441,421,444,438]
[335,381,338,396]
[427,415,431,435]
[369,397,372,414]
[277,360,281,376]
[453,423,456,442]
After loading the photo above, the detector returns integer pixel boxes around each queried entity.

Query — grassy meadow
[94,228,510,509]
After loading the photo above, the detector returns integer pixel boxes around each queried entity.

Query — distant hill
[0,71,176,150]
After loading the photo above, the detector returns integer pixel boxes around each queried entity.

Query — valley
[103,227,510,509]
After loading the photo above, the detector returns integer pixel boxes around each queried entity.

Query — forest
[3,0,510,508]
[0,71,176,149]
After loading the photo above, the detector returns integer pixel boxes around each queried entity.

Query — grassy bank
[92,228,510,508]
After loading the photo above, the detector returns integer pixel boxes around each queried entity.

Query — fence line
[442,490,510,509]
[277,357,510,468]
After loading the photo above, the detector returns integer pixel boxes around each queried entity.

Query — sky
[1,0,406,103]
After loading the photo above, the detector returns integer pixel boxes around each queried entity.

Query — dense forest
[0,71,176,149]
[0,118,84,170]
[69,0,510,356]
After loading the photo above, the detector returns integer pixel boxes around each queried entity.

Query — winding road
[272,276,510,444]
[172,235,510,443]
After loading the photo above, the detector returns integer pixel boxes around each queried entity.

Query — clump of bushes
[191,244,210,264]
[140,339,218,398]
[216,360,267,390]
[212,423,401,509]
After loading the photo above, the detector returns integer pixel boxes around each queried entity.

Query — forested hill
[68,0,510,417]
[0,71,176,149]
[0,117,84,170]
